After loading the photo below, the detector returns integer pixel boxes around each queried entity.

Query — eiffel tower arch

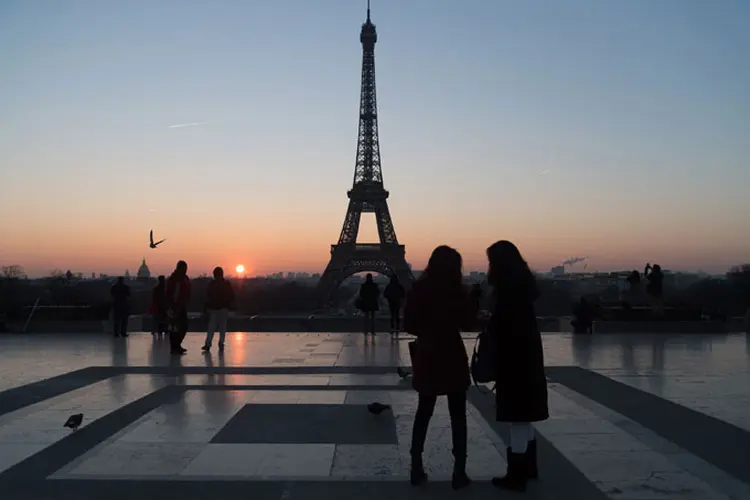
[317,4,413,306]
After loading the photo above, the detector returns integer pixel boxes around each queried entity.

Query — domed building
[136,258,151,280]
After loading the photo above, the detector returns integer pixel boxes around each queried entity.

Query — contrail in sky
[167,121,207,129]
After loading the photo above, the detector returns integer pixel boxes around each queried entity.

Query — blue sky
[1,0,749,276]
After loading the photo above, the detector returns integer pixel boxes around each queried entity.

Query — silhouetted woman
[383,274,406,335]
[486,240,549,492]
[403,245,478,490]
[150,275,167,335]
[357,273,380,335]
[166,261,191,355]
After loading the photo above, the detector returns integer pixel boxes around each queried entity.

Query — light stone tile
[391,395,504,479]
[553,383,750,500]
[181,444,266,476]
[331,444,402,477]
[67,442,206,476]
[541,388,732,500]
[256,444,335,477]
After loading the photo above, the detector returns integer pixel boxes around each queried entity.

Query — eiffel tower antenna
[317,4,413,306]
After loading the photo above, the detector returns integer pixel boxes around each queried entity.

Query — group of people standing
[111,261,235,356]
[356,273,406,335]
[401,240,548,492]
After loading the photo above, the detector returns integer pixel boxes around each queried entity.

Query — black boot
[492,448,527,492]
[410,453,428,486]
[451,453,471,490]
[526,438,538,479]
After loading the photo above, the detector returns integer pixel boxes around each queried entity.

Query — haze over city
[2,0,749,278]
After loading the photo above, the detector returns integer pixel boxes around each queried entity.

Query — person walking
[110,277,131,338]
[403,245,478,490]
[202,266,235,352]
[486,240,549,492]
[357,273,380,335]
[166,260,191,355]
[150,275,168,335]
[383,274,406,336]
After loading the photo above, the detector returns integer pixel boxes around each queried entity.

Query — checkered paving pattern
[0,332,749,500]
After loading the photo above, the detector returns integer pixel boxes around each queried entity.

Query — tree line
[0,264,748,322]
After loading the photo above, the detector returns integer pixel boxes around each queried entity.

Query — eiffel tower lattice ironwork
[317,4,413,305]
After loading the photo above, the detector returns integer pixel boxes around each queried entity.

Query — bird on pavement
[397,367,412,379]
[64,413,84,430]
[367,402,391,415]
[149,229,166,249]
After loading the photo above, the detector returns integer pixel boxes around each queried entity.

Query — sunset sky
[2,0,749,278]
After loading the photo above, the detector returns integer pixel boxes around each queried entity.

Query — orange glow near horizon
[235,264,245,275]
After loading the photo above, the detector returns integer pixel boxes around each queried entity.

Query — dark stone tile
[0,368,112,417]
[1,479,556,500]
[546,366,750,486]
[272,358,307,363]
[212,404,398,445]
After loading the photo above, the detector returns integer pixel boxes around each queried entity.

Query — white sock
[509,423,531,453]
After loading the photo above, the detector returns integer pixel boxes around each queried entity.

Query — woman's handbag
[470,325,496,391]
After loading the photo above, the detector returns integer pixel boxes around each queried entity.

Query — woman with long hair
[403,245,478,490]
[486,240,549,492]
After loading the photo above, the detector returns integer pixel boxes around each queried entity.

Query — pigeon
[397,367,412,379]
[149,229,166,249]
[64,413,83,430]
[367,402,391,415]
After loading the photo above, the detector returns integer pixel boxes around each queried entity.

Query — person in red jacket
[166,260,191,355]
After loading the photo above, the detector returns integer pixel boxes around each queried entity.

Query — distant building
[136,258,151,280]
[551,266,565,277]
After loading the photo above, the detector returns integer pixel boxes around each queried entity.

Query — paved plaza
[0,332,749,499]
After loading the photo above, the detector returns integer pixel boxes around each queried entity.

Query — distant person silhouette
[644,263,664,316]
[202,266,235,352]
[357,273,380,335]
[166,261,191,355]
[383,274,406,335]
[571,297,593,334]
[625,270,642,308]
[110,277,131,338]
[486,240,549,492]
[403,245,477,490]
[150,275,168,335]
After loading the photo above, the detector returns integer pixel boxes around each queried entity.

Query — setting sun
[235,264,245,274]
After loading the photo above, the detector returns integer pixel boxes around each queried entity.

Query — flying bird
[367,402,392,415]
[149,230,166,249]
[64,413,83,430]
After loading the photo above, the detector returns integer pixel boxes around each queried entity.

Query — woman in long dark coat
[403,246,478,490]
[486,240,549,492]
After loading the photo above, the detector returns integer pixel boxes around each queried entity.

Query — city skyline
[2,1,749,277]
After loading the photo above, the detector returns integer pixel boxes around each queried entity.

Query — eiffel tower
[317,3,413,305]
